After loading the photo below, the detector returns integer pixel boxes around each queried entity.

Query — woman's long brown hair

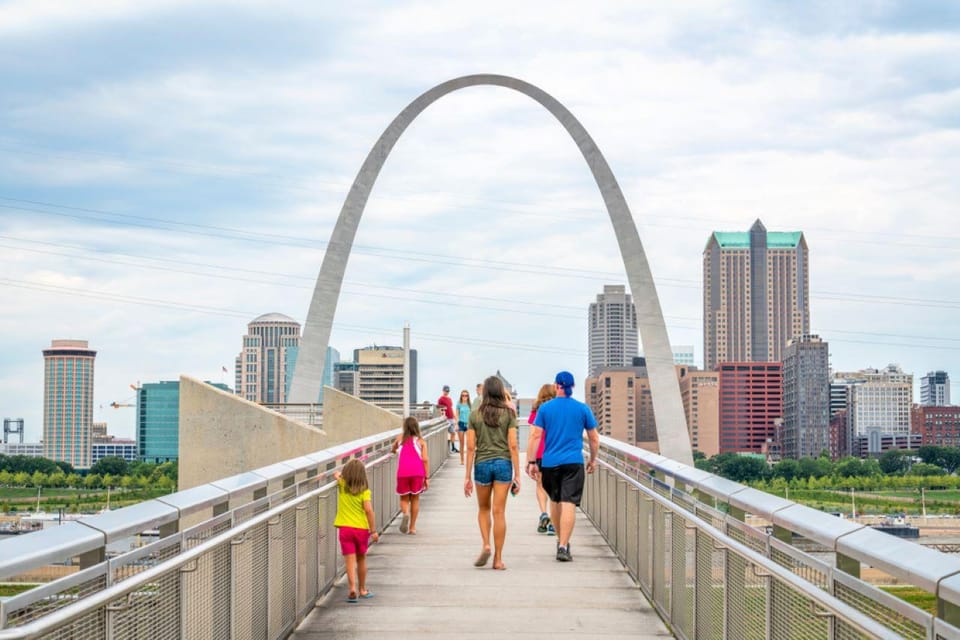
[479,375,511,428]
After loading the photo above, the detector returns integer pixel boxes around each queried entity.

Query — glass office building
[138,380,230,463]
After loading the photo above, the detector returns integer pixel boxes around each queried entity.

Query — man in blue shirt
[525,371,599,562]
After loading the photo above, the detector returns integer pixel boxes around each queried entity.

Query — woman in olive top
[463,375,519,570]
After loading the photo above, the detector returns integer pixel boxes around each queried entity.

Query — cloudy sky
[2,1,958,441]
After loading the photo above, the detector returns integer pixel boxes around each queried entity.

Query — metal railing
[0,418,448,639]
[582,435,960,640]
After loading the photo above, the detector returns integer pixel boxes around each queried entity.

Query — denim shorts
[474,458,512,486]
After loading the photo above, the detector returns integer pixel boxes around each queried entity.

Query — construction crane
[110,383,140,409]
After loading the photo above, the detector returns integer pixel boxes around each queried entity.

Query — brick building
[718,362,783,454]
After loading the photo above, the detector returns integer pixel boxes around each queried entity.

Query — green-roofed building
[703,219,809,370]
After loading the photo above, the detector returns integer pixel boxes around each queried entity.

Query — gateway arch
[289,74,693,465]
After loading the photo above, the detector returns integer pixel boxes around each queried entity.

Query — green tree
[84,474,102,490]
[918,446,960,474]
[156,475,176,492]
[90,456,128,477]
[12,471,29,486]
[0,470,11,486]
[799,456,833,479]
[879,449,912,475]
[54,460,75,475]
[861,459,882,477]
[773,459,801,481]
[46,471,66,488]
[30,470,47,487]
[835,457,867,478]
[718,456,770,483]
[912,463,946,476]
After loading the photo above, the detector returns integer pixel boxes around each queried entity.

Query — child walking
[333,459,379,602]
[392,416,429,534]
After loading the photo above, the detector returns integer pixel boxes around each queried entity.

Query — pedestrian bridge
[2,419,960,639]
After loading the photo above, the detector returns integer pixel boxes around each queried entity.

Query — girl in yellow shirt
[333,459,379,602]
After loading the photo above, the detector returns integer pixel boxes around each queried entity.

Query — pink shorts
[396,476,425,495]
[338,526,370,556]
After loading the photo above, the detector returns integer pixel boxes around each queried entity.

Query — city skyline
[2,2,958,440]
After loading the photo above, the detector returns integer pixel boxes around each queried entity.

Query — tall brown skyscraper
[703,219,809,371]
[43,339,96,469]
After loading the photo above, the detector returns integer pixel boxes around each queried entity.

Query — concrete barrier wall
[178,376,400,490]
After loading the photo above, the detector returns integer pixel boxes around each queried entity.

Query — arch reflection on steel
[289,74,693,465]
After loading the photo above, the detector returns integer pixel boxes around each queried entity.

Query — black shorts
[540,463,585,506]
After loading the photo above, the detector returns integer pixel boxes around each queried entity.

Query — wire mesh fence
[0,421,449,639]
[583,457,952,640]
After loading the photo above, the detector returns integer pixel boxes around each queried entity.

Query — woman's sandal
[346,592,358,603]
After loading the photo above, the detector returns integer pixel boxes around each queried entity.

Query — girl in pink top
[528,383,557,534]
[392,416,429,534]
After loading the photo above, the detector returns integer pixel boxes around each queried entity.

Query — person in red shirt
[438,385,457,453]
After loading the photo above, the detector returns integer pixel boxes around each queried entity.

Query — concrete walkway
[293,452,672,639]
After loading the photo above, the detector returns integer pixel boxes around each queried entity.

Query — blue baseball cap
[555,371,575,390]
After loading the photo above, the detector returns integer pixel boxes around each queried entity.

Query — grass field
[879,586,937,615]
[0,487,171,513]
[0,487,84,500]
[762,488,960,515]
[0,584,38,597]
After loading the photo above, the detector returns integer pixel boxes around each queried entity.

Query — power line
[1,140,958,245]
[0,277,588,356]
[2,206,959,308]
[3,274,959,356]
[2,234,959,347]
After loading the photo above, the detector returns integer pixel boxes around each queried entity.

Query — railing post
[772,524,792,545]
[835,553,860,580]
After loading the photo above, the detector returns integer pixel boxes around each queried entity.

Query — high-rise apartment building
[703,219,809,371]
[718,361,783,454]
[235,313,300,404]
[354,346,418,414]
[138,380,231,463]
[833,364,913,457]
[920,371,951,406]
[585,366,655,449]
[782,335,830,458]
[42,339,96,469]
[588,285,638,376]
[679,367,720,457]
